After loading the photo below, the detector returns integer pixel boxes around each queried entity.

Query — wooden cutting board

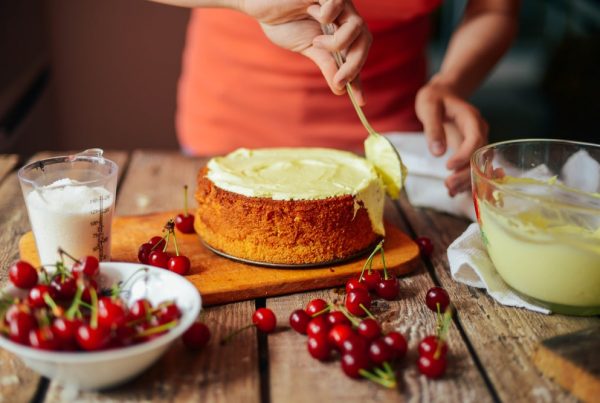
[533,327,600,403]
[19,211,420,306]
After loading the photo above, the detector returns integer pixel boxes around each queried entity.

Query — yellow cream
[364,133,407,199]
[479,200,600,307]
[206,148,386,235]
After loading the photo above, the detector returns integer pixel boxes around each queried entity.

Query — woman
[151,0,519,195]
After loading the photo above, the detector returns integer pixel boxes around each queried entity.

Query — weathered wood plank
[44,150,261,402]
[266,200,494,403]
[0,154,18,183]
[0,152,127,403]
[397,195,600,403]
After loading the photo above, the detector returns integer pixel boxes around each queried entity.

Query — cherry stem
[183,185,189,216]
[434,306,454,359]
[163,231,171,253]
[337,305,361,327]
[359,239,384,280]
[117,267,150,297]
[220,324,254,345]
[172,229,181,257]
[360,303,376,320]
[380,245,389,280]
[57,248,78,264]
[310,305,331,318]
[383,362,395,378]
[135,319,178,338]
[89,288,99,329]
[65,285,83,320]
[359,368,397,389]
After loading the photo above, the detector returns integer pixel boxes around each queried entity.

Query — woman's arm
[416,0,520,196]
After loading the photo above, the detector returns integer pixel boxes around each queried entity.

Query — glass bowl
[471,139,600,316]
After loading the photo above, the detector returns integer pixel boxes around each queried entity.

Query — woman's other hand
[415,80,489,197]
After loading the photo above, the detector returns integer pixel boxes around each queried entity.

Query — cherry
[307,333,332,361]
[182,321,211,349]
[362,271,382,292]
[149,236,166,249]
[357,318,381,342]
[29,327,60,351]
[8,311,36,345]
[416,236,434,258]
[98,297,128,329]
[157,302,182,324]
[305,299,328,316]
[81,279,99,303]
[383,331,408,360]
[149,250,170,269]
[138,243,153,264]
[368,338,394,365]
[50,276,77,300]
[129,299,152,322]
[306,315,330,338]
[327,324,354,350]
[51,317,81,345]
[28,285,55,308]
[4,302,30,323]
[341,351,371,379]
[76,324,110,351]
[341,333,369,356]
[345,278,368,294]
[418,335,448,358]
[72,256,99,278]
[168,256,191,275]
[252,308,277,333]
[326,311,351,327]
[425,287,450,313]
[345,289,372,317]
[175,185,195,234]
[376,277,399,300]
[289,309,311,334]
[418,354,447,378]
[8,261,38,289]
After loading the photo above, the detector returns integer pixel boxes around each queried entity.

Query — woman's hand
[415,80,489,197]
[242,0,371,104]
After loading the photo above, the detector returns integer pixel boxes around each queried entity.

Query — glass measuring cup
[18,149,118,265]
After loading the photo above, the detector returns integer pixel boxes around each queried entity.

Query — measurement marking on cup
[90,194,110,260]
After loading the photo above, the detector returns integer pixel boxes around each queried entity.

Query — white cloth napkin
[385,133,477,221]
[447,223,551,314]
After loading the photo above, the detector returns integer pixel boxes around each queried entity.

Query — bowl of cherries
[0,254,201,390]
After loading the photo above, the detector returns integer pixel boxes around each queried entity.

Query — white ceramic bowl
[0,262,201,390]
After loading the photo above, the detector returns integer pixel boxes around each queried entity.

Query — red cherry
[138,243,153,264]
[383,331,408,360]
[149,236,166,248]
[81,279,98,304]
[29,327,60,351]
[50,276,77,300]
[289,309,311,334]
[307,334,332,361]
[252,308,277,333]
[76,324,110,351]
[418,335,448,358]
[72,256,100,277]
[368,338,394,364]
[4,303,28,324]
[175,214,195,234]
[98,297,128,329]
[376,277,399,300]
[182,321,211,349]
[157,302,182,323]
[418,354,447,378]
[345,289,371,317]
[9,261,38,289]
[149,250,170,269]
[327,324,354,350]
[129,299,152,322]
[306,315,330,338]
[341,333,369,355]
[357,318,381,342]
[341,351,371,379]
[28,285,55,308]
[51,318,82,345]
[425,287,450,313]
[305,299,328,317]
[416,237,434,258]
[326,311,351,327]
[8,311,36,345]
[345,278,368,294]
[168,256,191,275]
[362,271,382,291]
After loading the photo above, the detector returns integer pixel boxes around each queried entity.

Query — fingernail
[431,141,444,155]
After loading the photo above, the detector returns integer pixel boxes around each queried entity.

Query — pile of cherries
[138,220,191,275]
[1,253,185,351]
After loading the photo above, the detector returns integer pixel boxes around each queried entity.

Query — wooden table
[0,150,598,403]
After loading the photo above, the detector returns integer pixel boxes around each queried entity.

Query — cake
[194,148,388,265]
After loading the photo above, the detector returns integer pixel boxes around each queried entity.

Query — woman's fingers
[445,165,471,197]
[312,14,363,52]
[302,47,346,95]
[415,87,447,156]
[306,0,344,24]
[331,28,371,88]
[445,99,488,170]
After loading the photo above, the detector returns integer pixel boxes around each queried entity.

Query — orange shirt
[177,0,442,155]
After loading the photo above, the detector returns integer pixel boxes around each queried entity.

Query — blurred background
[1,0,598,155]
